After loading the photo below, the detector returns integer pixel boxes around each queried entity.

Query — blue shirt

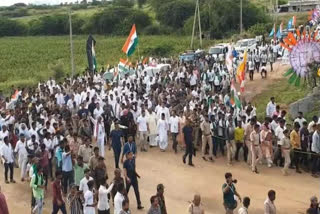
[110,129,123,151]
[123,142,136,156]
[62,152,73,172]
[123,158,137,181]
[55,147,63,167]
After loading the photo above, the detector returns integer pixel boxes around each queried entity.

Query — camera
[232,179,237,184]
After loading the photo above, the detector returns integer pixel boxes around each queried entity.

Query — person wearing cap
[307,196,320,214]
[156,184,167,214]
[15,133,28,181]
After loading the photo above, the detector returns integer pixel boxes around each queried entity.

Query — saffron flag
[230,80,242,109]
[237,51,247,92]
[269,23,276,37]
[122,24,138,57]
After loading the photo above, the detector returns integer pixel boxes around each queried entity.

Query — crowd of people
[0,39,319,214]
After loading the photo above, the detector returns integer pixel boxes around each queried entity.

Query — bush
[142,43,173,57]
[0,18,27,36]
[248,23,273,36]
[143,24,173,35]
[29,14,69,35]
[2,8,28,17]
[49,61,65,83]
[88,6,151,35]
[156,0,195,28]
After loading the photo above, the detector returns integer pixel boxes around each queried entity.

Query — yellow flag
[318,68,320,77]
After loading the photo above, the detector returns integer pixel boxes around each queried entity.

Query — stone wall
[289,86,320,118]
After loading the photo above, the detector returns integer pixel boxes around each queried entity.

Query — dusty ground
[1,62,317,214]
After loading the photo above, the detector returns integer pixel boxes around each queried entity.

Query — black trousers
[98,209,110,214]
[292,149,301,170]
[62,170,74,194]
[216,137,225,156]
[113,149,121,169]
[172,133,178,152]
[249,70,254,80]
[235,142,248,162]
[183,143,193,164]
[4,162,14,181]
[52,203,67,214]
[126,180,141,206]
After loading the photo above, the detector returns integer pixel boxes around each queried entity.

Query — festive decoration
[281,30,320,86]
[309,6,320,26]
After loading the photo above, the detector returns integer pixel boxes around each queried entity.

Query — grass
[252,78,310,121]
[0,35,212,92]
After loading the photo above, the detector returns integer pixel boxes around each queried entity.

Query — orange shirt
[290,130,301,149]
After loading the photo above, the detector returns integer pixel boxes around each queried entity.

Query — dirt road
[1,62,317,214]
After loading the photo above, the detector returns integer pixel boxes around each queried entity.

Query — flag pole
[69,8,75,79]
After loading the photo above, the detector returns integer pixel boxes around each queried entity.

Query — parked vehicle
[209,44,228,61]
[179,49,205,62]
[235,38,257,54]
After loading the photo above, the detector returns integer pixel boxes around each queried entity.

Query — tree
[137,0,147,8]
[156,0,195,28]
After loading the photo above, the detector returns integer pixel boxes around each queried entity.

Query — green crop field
[0,35,214,92]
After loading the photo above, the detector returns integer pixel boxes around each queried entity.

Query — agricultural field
[0,35,214,92]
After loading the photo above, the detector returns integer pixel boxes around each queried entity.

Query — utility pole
[69,8,75,79]
[190,0,202,49]
[240,0,243,34]
[197,0,202,48]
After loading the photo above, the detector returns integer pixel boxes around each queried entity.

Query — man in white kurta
[147,109,158,147]
[157,113,169,151]
[90,116,105,157]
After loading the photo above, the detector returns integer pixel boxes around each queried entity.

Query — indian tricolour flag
[92,41,97,70]
[230,80,241,109]
[122,24,138,57]
[118,58,130,73]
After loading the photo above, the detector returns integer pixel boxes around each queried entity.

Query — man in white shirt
[294,111,307,128]
[79,168,94,195]
[274,119,286,167]
[266,97,276,117]
[169,111,179,153]
[114,184,126,214]
[136,110,149,152]
[93,103,104,119]
[264,190,276,214]
[238,197,250,214]
[14,134,28,181]
[1,136,15,183]
[97,180,114,213]
[0,125,9,145]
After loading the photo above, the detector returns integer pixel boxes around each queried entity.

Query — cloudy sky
[0,0,80,6]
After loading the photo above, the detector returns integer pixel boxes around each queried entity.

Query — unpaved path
[2,62,316,214]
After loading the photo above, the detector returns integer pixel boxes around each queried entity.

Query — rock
[289,95,315,118]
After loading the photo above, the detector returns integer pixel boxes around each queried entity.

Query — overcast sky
[0,0,80,6]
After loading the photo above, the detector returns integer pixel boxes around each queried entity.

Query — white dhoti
[18,155,28,179]
[97,136,105,157]
[158,132,168,150]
